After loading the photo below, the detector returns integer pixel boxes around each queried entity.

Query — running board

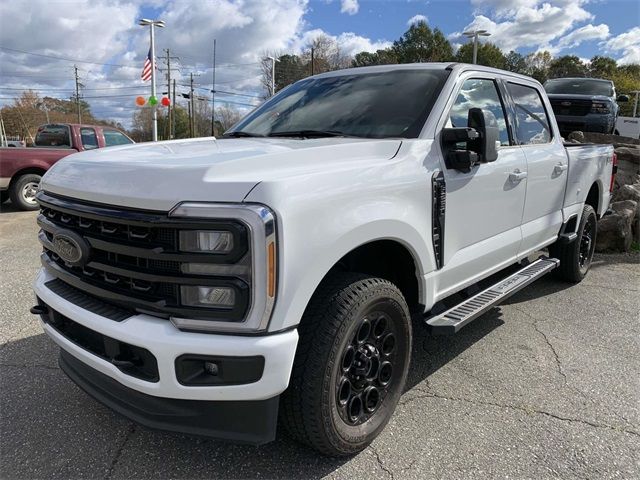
[425,257,559,335]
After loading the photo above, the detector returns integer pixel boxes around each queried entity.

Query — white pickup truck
[32,63,616,456]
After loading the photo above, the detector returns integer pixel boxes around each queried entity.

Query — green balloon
[148,95,158,105]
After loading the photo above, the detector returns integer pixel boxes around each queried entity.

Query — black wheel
[281,273,412,456]
[9,174,41,211]
[549,204,597,283]
[0,191,8,204]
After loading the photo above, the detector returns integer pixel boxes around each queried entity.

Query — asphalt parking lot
[1,203,639,479]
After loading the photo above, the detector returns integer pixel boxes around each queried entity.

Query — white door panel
[440,146,527,292]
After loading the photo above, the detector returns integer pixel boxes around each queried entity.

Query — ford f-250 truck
[31,64,615,456]
[0,123,132,210]
[544,77,629,136]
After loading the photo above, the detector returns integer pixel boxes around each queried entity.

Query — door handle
[554,163,568,174]
[509,170,528,182]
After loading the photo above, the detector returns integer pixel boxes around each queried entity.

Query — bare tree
[215,105,242,133]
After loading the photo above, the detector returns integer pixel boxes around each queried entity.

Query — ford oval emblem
[52,230,90,266]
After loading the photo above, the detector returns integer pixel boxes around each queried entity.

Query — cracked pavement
[1,206,639,479]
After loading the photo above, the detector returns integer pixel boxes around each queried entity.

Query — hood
[41,136,402,211]
[547,93,613,103]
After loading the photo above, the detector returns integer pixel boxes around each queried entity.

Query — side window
[507,83,552,145]
[448,78,510,146]
[103,130,133,147]
[80,128,98,150]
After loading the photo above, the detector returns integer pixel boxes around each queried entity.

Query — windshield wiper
[267,129,355,138]
[223,131,265,138]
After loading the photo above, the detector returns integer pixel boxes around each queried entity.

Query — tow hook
[30,305,49,315]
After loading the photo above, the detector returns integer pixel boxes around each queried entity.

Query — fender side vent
[432,171,446,270]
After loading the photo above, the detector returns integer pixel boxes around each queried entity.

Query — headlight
[179,230,234,253]
[591,102,611,114]
[169,202,277,333]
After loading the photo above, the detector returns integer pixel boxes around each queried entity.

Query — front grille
[550,99,592,117]
[37,192,251,322]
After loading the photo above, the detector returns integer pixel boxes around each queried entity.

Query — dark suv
[544,77,629,136]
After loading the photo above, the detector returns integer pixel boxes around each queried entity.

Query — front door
[436,76,528,298]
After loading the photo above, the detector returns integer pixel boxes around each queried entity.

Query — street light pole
[266,56,278,97]
[463,29,491,64]
[139,18,165,141]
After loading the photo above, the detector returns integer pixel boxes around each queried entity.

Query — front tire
[9,174,41,211]
[281,273,412,456]
[549,204,597,283]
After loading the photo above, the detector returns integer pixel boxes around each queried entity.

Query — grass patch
[631,241,640,252]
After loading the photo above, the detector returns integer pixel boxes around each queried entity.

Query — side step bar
[425,257,559,335]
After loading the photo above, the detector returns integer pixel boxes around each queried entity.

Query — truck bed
[563,142,614,216]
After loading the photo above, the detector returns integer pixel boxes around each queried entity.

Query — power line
[0,46,133,68]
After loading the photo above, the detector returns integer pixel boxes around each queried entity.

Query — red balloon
[161,96,171,107]
[135,96,146,106]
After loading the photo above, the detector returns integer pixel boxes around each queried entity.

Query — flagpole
[139,19,165,142]
[150,23,157,142]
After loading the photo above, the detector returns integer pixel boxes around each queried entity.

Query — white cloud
[603,27,640,64]
[452,1,594,52]
[407,14,428,26]
[340,0,359,15]
[292,28,390,57]
[0,0,313,127]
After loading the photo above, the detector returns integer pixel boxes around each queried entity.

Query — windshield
[228,69,449,139]
[544,79,613,97]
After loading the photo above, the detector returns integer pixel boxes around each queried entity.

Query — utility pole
[172,79,177,138]
[310,47,315,75]
[162,49,179,139]
[190,73,195,137]
[74,65,82,123]
[165,48,172,139]
[211,38,216,136]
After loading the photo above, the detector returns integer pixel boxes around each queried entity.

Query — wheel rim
[335,311,398,426]
[579,214,596,272]
[21,181,39,205]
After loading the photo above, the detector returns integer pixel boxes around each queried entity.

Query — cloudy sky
[0,0,638,127]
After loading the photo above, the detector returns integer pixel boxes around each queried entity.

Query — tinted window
[508,83,552,145]
[34,125,71,148]
[80,128,98,150]
[229,69,450,139]
[544,78,613,96]
[104,129,132,147]
[448,78,510,146]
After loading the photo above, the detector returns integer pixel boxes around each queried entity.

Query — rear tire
[549,204,597,283]
[9,174,41,211]
[281,272,412,456]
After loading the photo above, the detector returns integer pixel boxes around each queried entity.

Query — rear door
[505,82,567,256]
[436,75,528,297]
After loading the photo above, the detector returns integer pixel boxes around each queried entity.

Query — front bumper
[59,349,280,444]
[33,268,297,400]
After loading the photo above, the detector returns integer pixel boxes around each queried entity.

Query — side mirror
[468,108,499,163]
[441,127,480,173]
[617,94,630,102]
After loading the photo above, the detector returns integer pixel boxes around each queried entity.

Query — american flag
[141,48,152,82]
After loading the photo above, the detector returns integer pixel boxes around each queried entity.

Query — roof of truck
[312,62,542,85]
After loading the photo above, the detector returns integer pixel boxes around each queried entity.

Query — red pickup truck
[0,123,133,210]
